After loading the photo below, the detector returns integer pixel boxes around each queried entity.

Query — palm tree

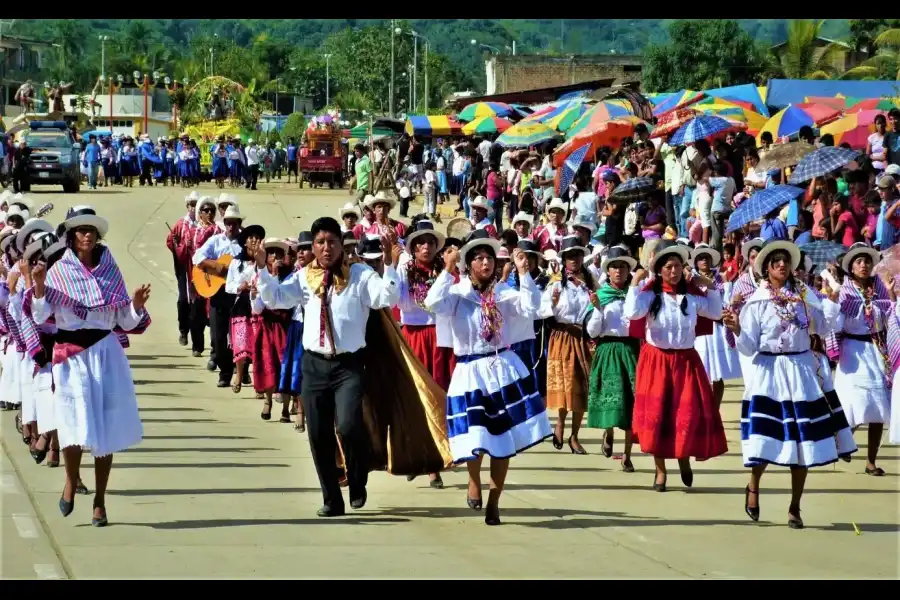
[843,28,900,80]
[771,20,845,79]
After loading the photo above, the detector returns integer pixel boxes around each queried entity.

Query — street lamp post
[103,73,123,133]
[389,20,395,118]
[323,53,332,107]
[134,70,160,136]
[98,35,109,80]
[164,76,187,128]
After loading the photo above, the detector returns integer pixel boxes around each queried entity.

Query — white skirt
[34,365,56,433]
[741,350,857,468]
[19,353,37,423]
[52,334,143,457]
[696,322,743,383]
[446,349,552,463]
[1,346,23,406]
[833,338,891,428]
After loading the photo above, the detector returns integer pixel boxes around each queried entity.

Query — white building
[63,92,174,140]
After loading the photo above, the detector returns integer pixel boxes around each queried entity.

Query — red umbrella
[650,108,699,139]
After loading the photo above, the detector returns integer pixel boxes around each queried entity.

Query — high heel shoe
[31,434,50,465]
[92,503,108,527]
[652,473,667,492]
[744,486,760,522]
[787,505,804,530]
[484,491,501,525]
[466,496,483,511]
[568,435,588,455]
[551,433,564,450]
[679,460,694,488]
[59,486,74,517]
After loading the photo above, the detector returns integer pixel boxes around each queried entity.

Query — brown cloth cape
[335,308,453,476]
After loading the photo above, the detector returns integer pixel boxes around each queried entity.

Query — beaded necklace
[407,261,439,311]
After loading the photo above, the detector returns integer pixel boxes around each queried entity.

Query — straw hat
[545,198,568,217]
[841,242,881,273]
[459,229,502,272]
[185,190,200,205]
[754,240,801,277]
[405,219,446,250]
[601,245,637,272]
[262,237,289,254]
[16,218,54,253]
[689,243,721,269]
[222,205,245,222]
[651,239,690,273]
[357,234,384,260]
[339,202,360,220]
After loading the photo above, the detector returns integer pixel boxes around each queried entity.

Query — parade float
[298,109,347,189]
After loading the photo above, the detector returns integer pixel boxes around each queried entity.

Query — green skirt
[586,337,639,430]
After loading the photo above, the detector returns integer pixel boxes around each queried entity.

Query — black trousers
[175,265,190,335]
[209,288,235,381]
[301,350,369,509]
[139,159,154,186]
[245,164,259,190]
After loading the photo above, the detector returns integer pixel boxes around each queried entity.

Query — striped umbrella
[495,121,561,148]
[652,90,706,117]
[462,116,513,136]
[725,185,806,234]
[543,103,591,133]
[819,110,886,150]
[458,102,515,122]
[565,102,635,138]
[669,115,744,146]
[553,117,647,167]
[847,98,900,113]
[758,104,840,143]
[404,115,463,137]
[556,143,591,195]
[788,146,862,184]
[804,96,849,111]
[609,176,656,203]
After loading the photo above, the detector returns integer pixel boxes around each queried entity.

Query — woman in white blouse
[585,246,639,471]
[30,206,151,527]
[831,243,894,476]
[624,240,727,492]
[424,229,552,526]
[224,224,264,394]
[541,235,596,455]
[722,240,856,529]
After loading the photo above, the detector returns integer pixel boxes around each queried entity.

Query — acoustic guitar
[191,255,233,298]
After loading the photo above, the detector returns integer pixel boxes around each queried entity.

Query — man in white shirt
[193,205,244,384]
[245,140,260,190]
[256,216,401,517]
[477,137,492,163]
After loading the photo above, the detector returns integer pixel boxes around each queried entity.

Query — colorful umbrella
[457,102,515,122]
[758,104,840,143]
[800,240,848,269]
[556,143,591,195]
[566,102,635,138]
[788,146,862,184]
[819,110,886,150]
[461,116,513,136]
[553,117,646,167]
[755,142,816,171]
[804,96,848,111]
[650,108,699,140]
[609,176,657,203]
[404,115,463,137]
[652,90,706,117]
[725,185,806,234]
[542,102,591,133]
[495,121,561,148]
[846,98,900,113]
[669,115,744,146]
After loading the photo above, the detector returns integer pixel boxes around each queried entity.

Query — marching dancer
[509,239,551,408]
[625,240,728,492]
[193,205,244,387]
[166,191,199,347]
[832,243,894,476]
[224,223,264,394]
[29,206,152,527]
[468,196,499,239]
[249,237,294,421]
[541,235,597,455]
[424,229,553,525]
[690,243,742,408]
[585,246,640,470]
[397,217,452,489]
[189,197,219,361]
[722,240,856,529]
[533,198,568,252]
[256,217,401,517]
[353,192,407,239]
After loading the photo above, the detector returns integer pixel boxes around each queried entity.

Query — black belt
[843,333,875,343]
[55,328,110,347]
[759,350,808,356]
[306,349,361,361]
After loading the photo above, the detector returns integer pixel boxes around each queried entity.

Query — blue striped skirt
[446,349,552,463]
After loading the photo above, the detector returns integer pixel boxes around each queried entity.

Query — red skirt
[632,344,727,460]
[251,310,291,393]
[402,324,456,392]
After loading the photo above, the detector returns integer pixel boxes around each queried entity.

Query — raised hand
[133,284,152,310]
[443,247,460,272]
[512,248,529,274]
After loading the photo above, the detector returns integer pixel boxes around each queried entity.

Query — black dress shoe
[350,489,367,510]
[316,504,345,517]
[178,333,188,346]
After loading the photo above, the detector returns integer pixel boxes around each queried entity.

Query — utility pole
[389,20,395,118]
[423,40,428,114]
[412,34,417,112]
[323,53,332,107]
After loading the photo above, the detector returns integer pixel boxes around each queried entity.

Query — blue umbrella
[669,115,736,146]
[799,240,848,269]
[556,142,590,196]
[788,146,861,184]
[609,176,656,202]
[725,185,806,234]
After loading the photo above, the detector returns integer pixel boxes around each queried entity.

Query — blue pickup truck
[21,121,81,193]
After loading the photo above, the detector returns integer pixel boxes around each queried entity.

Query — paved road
[1,183,898,579]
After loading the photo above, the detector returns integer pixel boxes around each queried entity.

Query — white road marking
[33,564,62,579]
[12,514,38,538]
[0,473,20,494]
